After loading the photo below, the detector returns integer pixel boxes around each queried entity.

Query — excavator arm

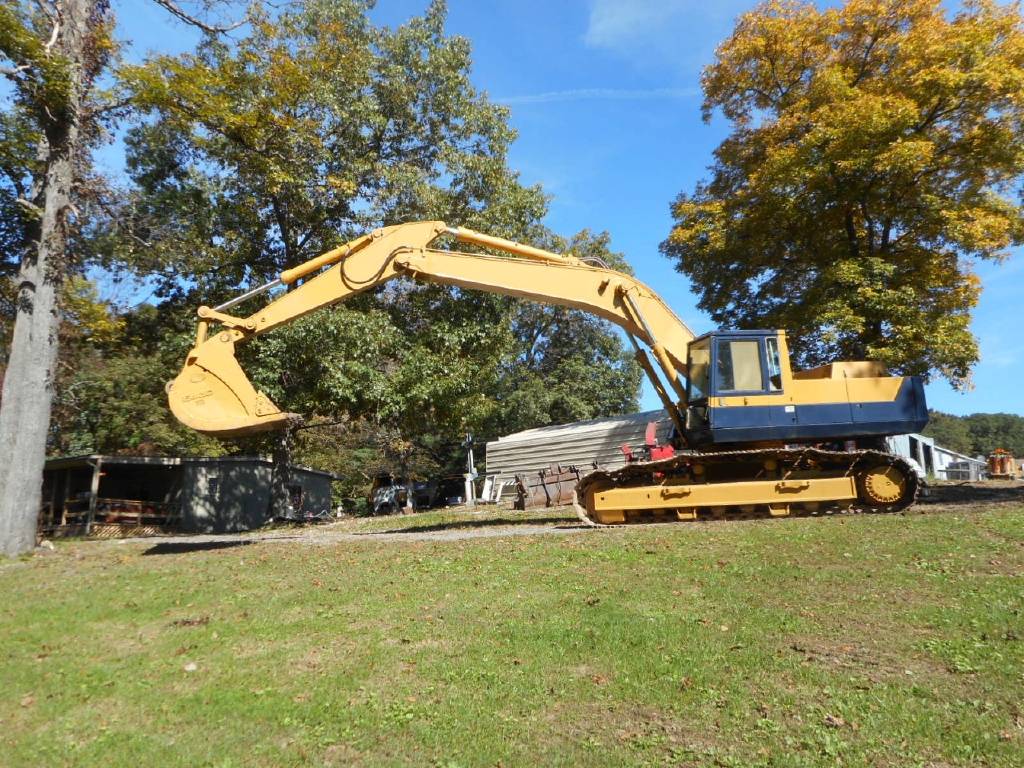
[167,220,695,437]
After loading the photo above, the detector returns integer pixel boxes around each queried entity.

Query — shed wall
[179,461,334,533]
[181,461,273,533]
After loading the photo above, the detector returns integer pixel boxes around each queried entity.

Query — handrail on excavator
[166,221,694,438]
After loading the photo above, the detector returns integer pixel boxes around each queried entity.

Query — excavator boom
[167,221,694,438]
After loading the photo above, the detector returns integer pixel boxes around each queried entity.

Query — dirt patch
[919,481,1024,510]
[787,635,942,684]
[323,742,364,766]
[542,699,724,762]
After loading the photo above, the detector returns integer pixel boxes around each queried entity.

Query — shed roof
[43,454,339,479]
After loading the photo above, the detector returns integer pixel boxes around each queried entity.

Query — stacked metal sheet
[485,410,674,502]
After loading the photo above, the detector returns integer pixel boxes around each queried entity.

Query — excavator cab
[683,329,927,447]
[684,330,787,444]
[685,330,784,402]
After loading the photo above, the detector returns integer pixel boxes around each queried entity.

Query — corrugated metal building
[886,434,987,480]
[485,409,673,484]
[40,455,335,536]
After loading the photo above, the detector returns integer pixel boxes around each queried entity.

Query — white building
[886,433,986,480]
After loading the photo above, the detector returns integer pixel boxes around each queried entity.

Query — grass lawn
[2,503,1023,767]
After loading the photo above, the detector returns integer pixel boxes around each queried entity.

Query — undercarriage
[573,447,919,526]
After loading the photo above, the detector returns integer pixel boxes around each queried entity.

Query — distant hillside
[922,411,1024,457]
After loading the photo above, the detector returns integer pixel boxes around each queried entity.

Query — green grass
[2,505,1023,767]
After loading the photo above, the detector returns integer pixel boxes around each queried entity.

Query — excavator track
[573,447,919,527]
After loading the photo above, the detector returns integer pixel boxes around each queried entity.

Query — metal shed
[485,409,673,484]
[40,455,335,536]
[179,457,334,533]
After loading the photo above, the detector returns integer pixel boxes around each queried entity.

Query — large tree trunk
[0,1,89,557]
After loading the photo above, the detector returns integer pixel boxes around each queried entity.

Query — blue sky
[111,0,1023,417]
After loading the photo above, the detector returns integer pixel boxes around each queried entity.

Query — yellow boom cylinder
[448,226,579,265]
[279,233,375,285]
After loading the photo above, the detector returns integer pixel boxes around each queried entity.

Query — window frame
[686,338,712,403]
[708,335,783,397]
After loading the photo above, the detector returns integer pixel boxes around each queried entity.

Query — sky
[109,0,1024,417]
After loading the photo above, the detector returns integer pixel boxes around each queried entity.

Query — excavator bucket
[166,332,298,438]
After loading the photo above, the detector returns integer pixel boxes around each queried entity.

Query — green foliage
[0,2,73,124]
[103,0,639,482]
[922,409,974,454]
[663,0,1024,387]
[50,293,225,457]
[52,351,225,456]
[924,409,1024,455]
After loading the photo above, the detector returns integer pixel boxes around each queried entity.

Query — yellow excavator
[167,221,928,525]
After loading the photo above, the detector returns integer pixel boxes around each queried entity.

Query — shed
[485,409,673,484]
[179,457,334,533]
[40,455,335,536]
[886,434,987,480]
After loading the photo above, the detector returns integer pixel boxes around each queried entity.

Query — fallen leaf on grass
[20,694,34,708]
[823,714,846,728]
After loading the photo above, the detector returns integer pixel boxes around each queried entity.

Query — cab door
[705,334,788,442]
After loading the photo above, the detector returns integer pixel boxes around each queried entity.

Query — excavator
[167,221,928,525]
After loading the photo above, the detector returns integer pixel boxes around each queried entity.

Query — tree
[963,412,1024,455]
[663,0,1024,387]
[922,410,1024,455]
[922,409,973,454]
[0,0,252,556]
[0,0,114,556]
[116,0,639,500]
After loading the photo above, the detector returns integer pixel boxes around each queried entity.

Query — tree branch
[33,1,56,23]
[43,19,59,53]
[152,0,250,34]
[0,63,31,78]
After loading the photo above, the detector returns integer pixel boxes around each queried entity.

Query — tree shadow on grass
[142,540,253,556]
[360,514,582,536]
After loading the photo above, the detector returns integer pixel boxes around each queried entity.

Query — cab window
[687,340,711,401]
[765,336,782,391]
[716,339,763,392]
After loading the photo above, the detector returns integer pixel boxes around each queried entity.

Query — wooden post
[85,458,102,535]
[59,468,69,527]
[46,466,58,531]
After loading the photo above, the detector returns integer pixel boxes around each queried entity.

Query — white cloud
[584,1,680,48]
[495,87,699,105]
[584,0,751,61]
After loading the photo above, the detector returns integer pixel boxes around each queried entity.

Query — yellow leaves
[61,277,124,347]
[325,175,357,196]
[666,199,728,254]
[940,196,1021,256]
